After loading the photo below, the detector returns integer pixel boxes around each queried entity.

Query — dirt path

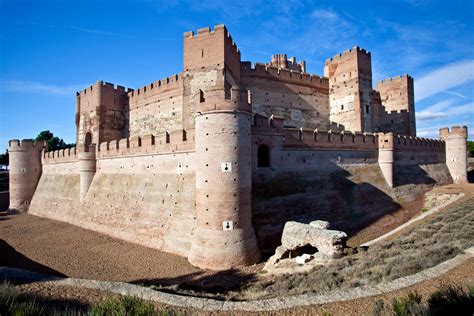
[0,212,260,290]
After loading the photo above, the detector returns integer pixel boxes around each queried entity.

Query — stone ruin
[264,221,348,273]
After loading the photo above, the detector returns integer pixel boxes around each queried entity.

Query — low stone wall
[1,247,472,312]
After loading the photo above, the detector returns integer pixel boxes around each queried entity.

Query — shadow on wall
[393,165,436,186]
[0,239,67,281]
[251,159,437,255]
[131,268,258,294]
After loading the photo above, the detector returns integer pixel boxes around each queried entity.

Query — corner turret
[188,83,260,270]
[440,126,468,183]
[7,139,45,213]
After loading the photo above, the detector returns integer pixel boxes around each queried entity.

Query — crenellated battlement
[376,74,413,86]
[97,129,195,159]
[283,128,378,150]
[43,147,78,164]
[128,74,182,101]
[281,127,444,152]
[76,80,133,97]
[378,132,445,152]
[325,46,371,64]
[241,62,328,88]
[184,24,241,57]
[8,139,45,151]
[387,109,409,115]
[439,126,468,139]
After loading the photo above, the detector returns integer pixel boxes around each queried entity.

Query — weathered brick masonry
[8,25,468,270]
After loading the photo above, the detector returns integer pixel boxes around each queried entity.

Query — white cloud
[0,80,85,95]
[415,60,474,102]
[64,25,117,36]
[416,100,473,121]
[441,90,468,99]
[312,8,339,21]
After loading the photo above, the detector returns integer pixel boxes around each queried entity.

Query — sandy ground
[0,213,260,290]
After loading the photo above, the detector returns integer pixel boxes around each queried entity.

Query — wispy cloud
[64,25,117,36]
[0,80,85,95]
[415,60,474,102]
[417,121,474,139]
[441,90,469,99]
[416,99,473,121]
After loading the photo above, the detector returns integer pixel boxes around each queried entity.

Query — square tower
[324,47,373,132]
[183,24,241,82]
[75,81,131,150]
[375,75,416,136]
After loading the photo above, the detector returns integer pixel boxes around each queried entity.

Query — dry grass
[226,198,474,300]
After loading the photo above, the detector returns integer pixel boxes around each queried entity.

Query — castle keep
[8,25,468,270]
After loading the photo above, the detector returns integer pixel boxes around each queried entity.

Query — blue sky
[0,0,473,152]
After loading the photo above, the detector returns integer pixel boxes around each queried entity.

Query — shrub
[427,284,474,316]
[391,292,425,316]
[90,296,155,316]
[371,299,386,316]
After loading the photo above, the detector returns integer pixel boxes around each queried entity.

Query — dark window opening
[365,105,370,114]
[166,132,170,144]
[84,132,92,151]
[199,90,205,103]
[257,145,270,167]
[341,104,344,110]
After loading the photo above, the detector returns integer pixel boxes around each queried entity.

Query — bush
[90,296,155,316]
[391,292,425,316]
[427,284,474,315]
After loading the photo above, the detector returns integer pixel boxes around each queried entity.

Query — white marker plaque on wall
[221,162,232,173]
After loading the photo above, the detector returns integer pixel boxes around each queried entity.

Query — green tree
[467,141,474,157]
[0,150,8,166]
[35,130,75,152]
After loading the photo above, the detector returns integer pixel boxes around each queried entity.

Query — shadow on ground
[131,268,258,296]
[0,239,67,279]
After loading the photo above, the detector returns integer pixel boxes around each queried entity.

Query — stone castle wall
[29,135,197,256]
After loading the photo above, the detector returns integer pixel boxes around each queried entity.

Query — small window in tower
[201,49,204,57]
[341,105,344,110]
[366,105,370,114]
[166,131,170,144]
[257,145,270,168]
[391,119,394,124]
[199,89,205,103]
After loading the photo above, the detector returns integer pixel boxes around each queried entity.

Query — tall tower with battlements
[324,47,373,132]
[75,81,131,151]
[375,75,416,137]
[184,25,260,270]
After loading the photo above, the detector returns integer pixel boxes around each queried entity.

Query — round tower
[188,85,261,270]
[440,126,468,183]
[78,144,97,200]
[378,132,394,188]
[7,139,45,213]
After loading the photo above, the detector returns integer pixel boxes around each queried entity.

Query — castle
[8,25,468,270]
